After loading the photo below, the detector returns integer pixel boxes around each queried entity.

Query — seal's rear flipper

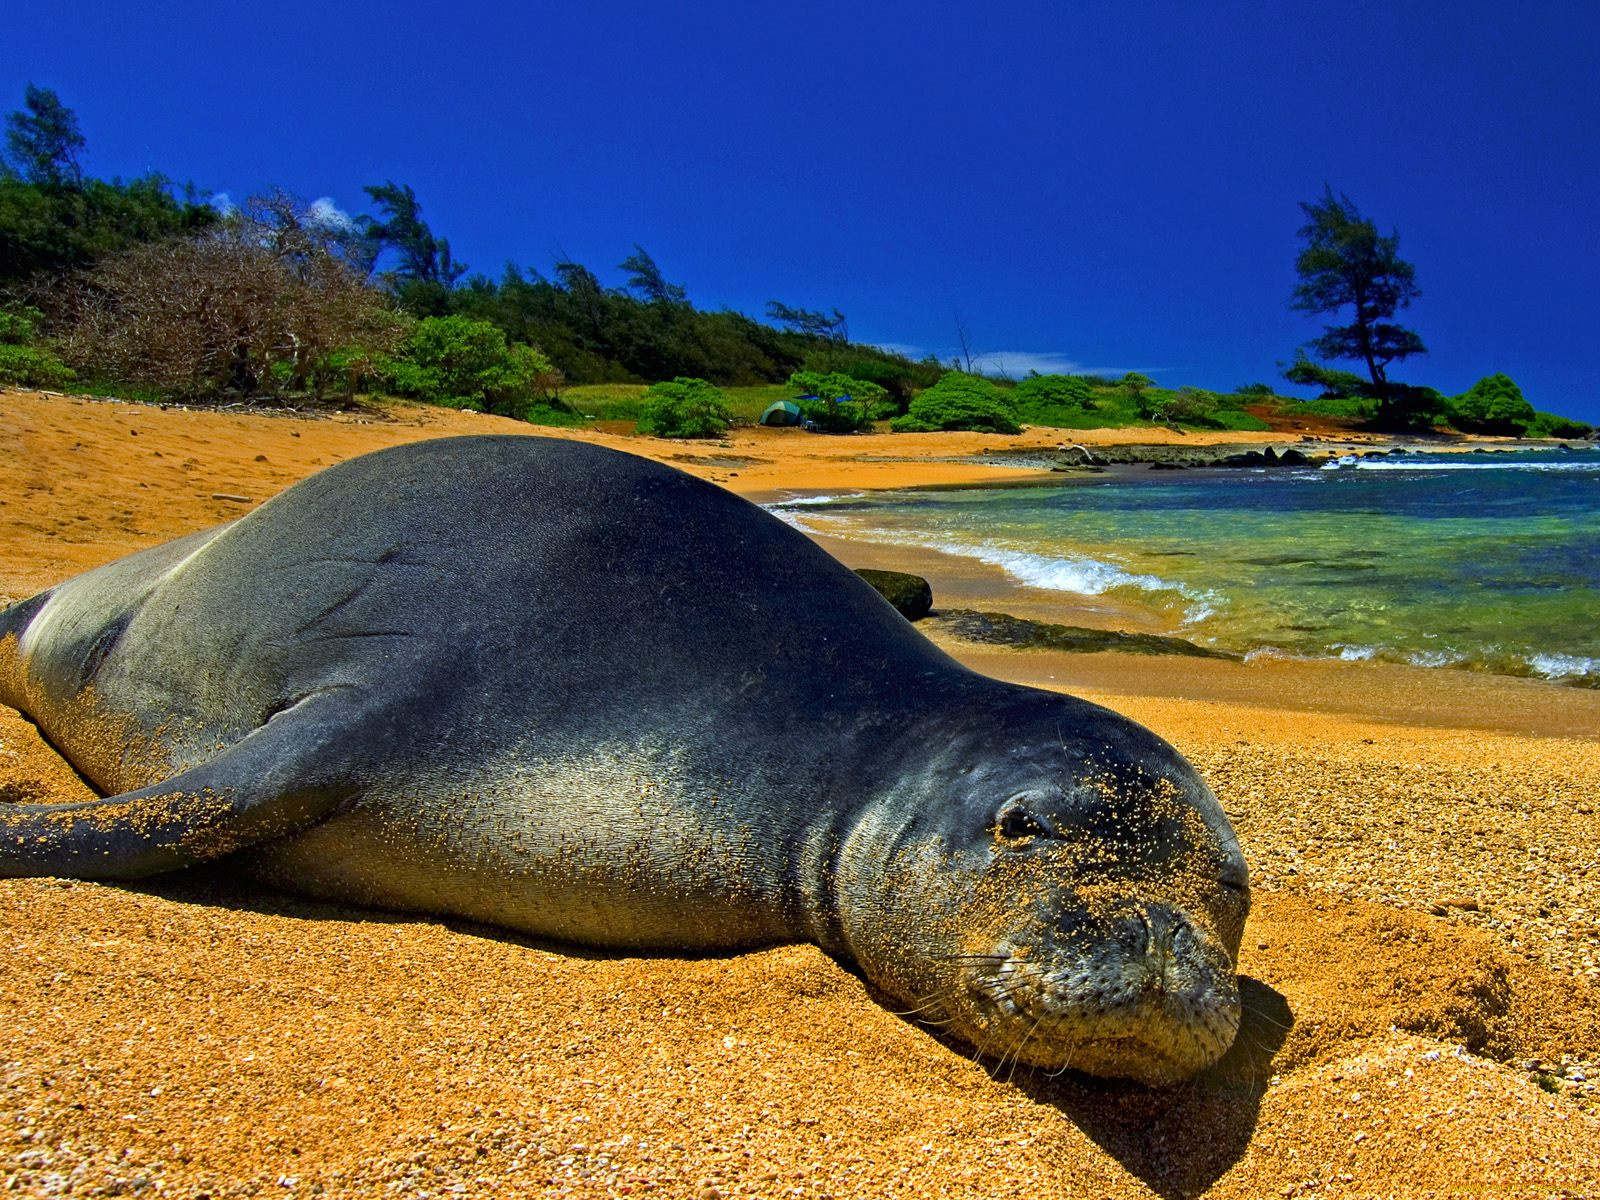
[0,691,362,880]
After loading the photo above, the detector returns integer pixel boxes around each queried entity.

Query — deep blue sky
[9,1,1599,422]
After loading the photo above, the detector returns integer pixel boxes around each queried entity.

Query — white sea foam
[1527,652,1599,680]
[765,506,1220,622]
[1326,458,1600,473]
[769,493,859,507]
[763,496,861,531]
[1405,648,1469,668]
[1333,643,1379,661]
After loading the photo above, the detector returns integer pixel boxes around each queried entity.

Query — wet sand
[3,388,1598,1198]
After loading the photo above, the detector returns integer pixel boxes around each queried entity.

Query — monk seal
[0,435,1248,1084]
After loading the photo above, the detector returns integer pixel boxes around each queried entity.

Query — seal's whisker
[885,992,956,1018]
[1043,1036,1083,1079]
[1240,1001,1292,1032]
[1003,1016,1045,1083]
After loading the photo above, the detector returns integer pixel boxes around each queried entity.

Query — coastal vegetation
[1279,188,1590,438]
[635,377,733,438]
[1,85,1590,440]
[891,373,1022,434]
[1289,187,1426,421]
[378,315,572,423]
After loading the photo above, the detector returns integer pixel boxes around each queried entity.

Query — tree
[3,84,85,187]
[618,245,687,304]
[1119,372,1153,403]
[246,190,379,277]
[0,172,217,286]
[1282,352,1369,399]
[56,196,405,401]
[1290,186,1426,401]
[765,300,848,341]
[360,181,464,302]
[1141,386,1220,424]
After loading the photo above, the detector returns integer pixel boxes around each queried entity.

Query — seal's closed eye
[994,798,1055,842]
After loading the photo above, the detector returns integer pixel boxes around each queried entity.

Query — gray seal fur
[0,435,1249,1084]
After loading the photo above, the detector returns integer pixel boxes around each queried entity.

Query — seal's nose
[1138,906,1177,993]
[1117,904,1208,996]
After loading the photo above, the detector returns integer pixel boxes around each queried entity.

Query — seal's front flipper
[0,691,362,880]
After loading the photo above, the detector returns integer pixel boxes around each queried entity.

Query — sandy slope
[3,389,1598,1199]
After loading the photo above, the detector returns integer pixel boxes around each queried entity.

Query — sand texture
[3,389,1599,1198]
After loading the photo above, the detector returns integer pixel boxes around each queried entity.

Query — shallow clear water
[773,446,1600,685]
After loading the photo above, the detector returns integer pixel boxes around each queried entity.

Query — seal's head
[834,693,1249,1086]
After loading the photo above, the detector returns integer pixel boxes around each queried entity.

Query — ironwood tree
[1289,186,1426,402]
[3,83,85,187]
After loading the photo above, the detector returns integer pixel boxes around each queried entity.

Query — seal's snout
[957,910,1243,1085]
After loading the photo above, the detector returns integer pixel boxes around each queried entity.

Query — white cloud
[872,343,1164,380]
[305,196,356,231]
[208,191,236,215]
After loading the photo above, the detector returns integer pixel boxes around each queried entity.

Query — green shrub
[1234,382,1275,397]
[891,372,1020,434]
[1299,395,1377,419]
[787,369,883,432]
[1119,371,1154,401]
[1136,386,1219,423]
[0,305,74,388]
[797,397,873,433]
[1378,383,1450,430]
[1524,410,1593,439]
[637,376,732,438]
[1448,373,1535,435]
[1012,374,1095,427]
[1201,408,1273,432]
[381,315,565,420]
[0,343,75,388]
[787,369,888,409]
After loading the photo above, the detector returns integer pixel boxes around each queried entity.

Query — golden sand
[2,388,1598,1198]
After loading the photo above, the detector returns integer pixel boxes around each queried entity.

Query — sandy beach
[3,388,1598,1199]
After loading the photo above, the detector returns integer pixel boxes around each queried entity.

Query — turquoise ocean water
[771,446,1600,687]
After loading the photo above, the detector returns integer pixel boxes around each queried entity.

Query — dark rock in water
[854,569,934,622]
[933,609,1240,660]
[1218,451,1269,468]
[983,442,1335,471]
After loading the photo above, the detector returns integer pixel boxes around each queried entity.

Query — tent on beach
[759,399,804,426]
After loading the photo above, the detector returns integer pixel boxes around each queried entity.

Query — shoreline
[4,387,1600,1196]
